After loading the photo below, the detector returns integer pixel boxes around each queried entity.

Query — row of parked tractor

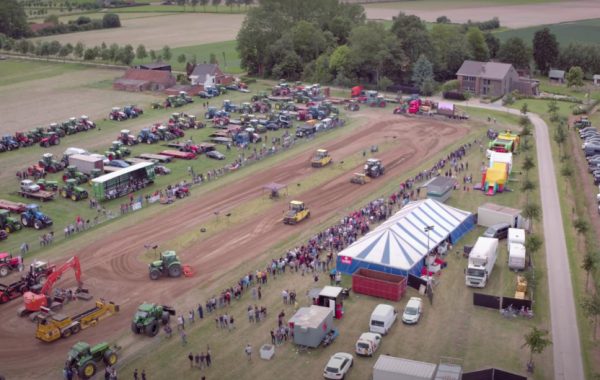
[107,105,144,121]
[0,116,96,153]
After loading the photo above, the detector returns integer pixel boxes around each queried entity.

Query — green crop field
[132,40,242,74]
[113,4,249,13]
[364,0,563,10]
[495,18,600,46]
[0,60,86,87]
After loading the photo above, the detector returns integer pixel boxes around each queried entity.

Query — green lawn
[113,4,249,13]
[133,40,242,74]
[0,60,87,87]
[495,18,600,46]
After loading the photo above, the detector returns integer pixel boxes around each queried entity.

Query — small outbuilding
[477,203,523,228]
[316,286,344,319]
[113,68,176,92]
[138,61,172,71]
[594,74,600,86]
[288,305,334,348]
[548,69,565,83]
[373,355,438,380]
[425,176,456,203]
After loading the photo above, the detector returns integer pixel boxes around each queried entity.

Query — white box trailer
[373,355,437,380]
[69,154,103,175]
[508,243,526,270]
[477,203,523,228]
[508,228,525,246]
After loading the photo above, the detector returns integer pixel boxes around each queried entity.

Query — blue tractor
[1,135,20,151]
[137,128,159,144]
[205,86,220,97]
[205,107,229,120]
[123,105,140,118]
[222,100,238,113]
[20,204,53,230]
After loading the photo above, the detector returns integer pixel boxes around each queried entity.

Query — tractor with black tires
[60,179,88,201]
[131,303,176,337]
[149,251,183,280]
[66,341,119,380]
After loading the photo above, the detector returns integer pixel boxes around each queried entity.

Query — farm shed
[548,69,565,83]
[164,84,203,96]
[594,74,600,86]
[373,355,437,380]
[336,199,474,277]
[138,62,171,71]
[425,176,455,203]
[352,268,407,301]
[113,69,176,92]
[477,203,523,228]
[288,305,334,348]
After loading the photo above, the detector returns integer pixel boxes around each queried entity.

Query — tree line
[236,0,600,93]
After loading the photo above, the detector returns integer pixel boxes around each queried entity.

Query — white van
[369,304,397,335]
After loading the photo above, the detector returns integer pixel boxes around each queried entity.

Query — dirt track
[0,115,467,379]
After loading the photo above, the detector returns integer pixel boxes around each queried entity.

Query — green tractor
[149,250,183,280]
[63,166,88,185]
[131,303,176,337]
[36,178,59,191]
[107,141,130,159]
[66,341,119,380]
[61,179,89,201]
[0,209,22,233]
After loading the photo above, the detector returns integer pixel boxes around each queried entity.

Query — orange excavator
[18,256,83,318]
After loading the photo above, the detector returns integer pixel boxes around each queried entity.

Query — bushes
[440,79,458,93]
[34,15,119,37]
[443,91,468,101]
[102,13,121,29]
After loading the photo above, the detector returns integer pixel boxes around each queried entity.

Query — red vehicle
[0,260,56,305]
[0,252,21,277]
[351,85,364,98]
[39,133,60,148]
[212,116,230,127]
[160,150,196,160]
[0,280,29,304]
[0,199,27,213]
[168,125,185,138]
[19,256,81,317]
[14,132,33,147]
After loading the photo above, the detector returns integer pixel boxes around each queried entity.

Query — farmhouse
[113,68,176,92]
[456,60,539,97]
[187,63,233,88]
[549,69,566,83]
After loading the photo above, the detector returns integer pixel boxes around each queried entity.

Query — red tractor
[212,116,230,127]
[117,129,138,146]
[39,132,60,148]
[168,124,185,138]
[14,132,33,147]
[108,107,127,121]
[0,252,21,277]
[0,260,56,305]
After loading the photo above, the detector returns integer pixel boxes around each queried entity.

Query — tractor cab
[365,158,384,178]
[149,251,182,280]
[283,201,310,225]
[311,149,332,167]
[68,341,92,364]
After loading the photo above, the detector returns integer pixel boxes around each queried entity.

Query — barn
[336,199,474,277]
[113,68,177,92]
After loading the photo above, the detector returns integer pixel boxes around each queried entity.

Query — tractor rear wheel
[71,323,81,335]
[78,361,97,380]
[61,190,67,198]
[0,266,9,277]
[5,226,10,233]
[149,269,161,281]
[131,322,142,334]
[71,194,77,201]
[145,321,159,337]
[33,221,42,230]
[161,311,170,325]
[168,264,182,278]
[61,328,72,338]
[20,216,28,227]
[103,350,118,366]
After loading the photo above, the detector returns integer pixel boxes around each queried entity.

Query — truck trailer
[465,237,498,288]
[508,228,526,270]
[69,154,104,175]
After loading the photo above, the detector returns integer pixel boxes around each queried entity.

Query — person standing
[197,304,204,319]
[188,352,194,368]
[245,344,252,361]
[133,369,138,380]
[141,370,146,380]
[180,329,187,346]
[205,347,211,368]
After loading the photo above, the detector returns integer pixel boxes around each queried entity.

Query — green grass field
[132,40,242,74]
[0,60,87,87]
[113,4,249,13]
[495,18,600,46]
[365,0,563,10]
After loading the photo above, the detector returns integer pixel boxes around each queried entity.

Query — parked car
[355,332,381,357]
[155,165,171,175]
[108,159,130,168]
[20,179,40,193]
[206,150,226,160]
[482,223,510,239]
[323,352,353,380]
[402,297,423,324]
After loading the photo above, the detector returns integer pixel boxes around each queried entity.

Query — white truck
[465,237,498,288]
[508,228,526,270]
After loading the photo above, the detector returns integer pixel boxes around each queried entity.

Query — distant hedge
[443,91,468,101]
[33,14,120,37]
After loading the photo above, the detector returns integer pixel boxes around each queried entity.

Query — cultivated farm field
[496,18,600,45]
[32,13,245,50]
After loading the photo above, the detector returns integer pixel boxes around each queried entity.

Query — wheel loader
[283,200,310,225]
[311,149,332,168]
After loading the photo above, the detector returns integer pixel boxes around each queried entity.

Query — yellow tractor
[311,149,332,167]
[283,200,310,225]
[350,172,371,185]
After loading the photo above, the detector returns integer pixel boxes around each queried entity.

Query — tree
[525,234,543,258]
[532,27,559,75]
[191,0,199,11]
[523,203,541,230]
[225,0,234,11]
[200,0,209,11]
[497,37,530,69]
[48,40,61,56]
[547,99,559,114]
[566,66,584,87]
[58,44,71,58]
[108,43,119,61]
[0,0,30,38]
[209,52,217,64]
[573,218,589,236]
[430,24,469,81]
[16,39,29,54]
[289,21,331,63]
[212,0,221,11]
[521,102,528,115]
[116,44,135,65]
[466,27,489,61]
[522,327,552,369]
[436,16,450,24]
[102,13,121,28]
[161,45,172,61]
[44,14,59,25]
[136,44,147,62]
[484,32,500,58]
[390,12,433,68]
[521,179,536,203]
[522,156,535,172]
[74,42,85,58]
[554,121,567,156]
[177,53,186,64]
[83,48,97,61]
[581,293,600,338]
[581,252,597,291]
[412,55,434,93]
[149,50,156,61]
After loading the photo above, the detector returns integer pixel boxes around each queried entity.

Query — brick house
[113,68,176,92]
[456,60,539,97]
[187,63,233,88]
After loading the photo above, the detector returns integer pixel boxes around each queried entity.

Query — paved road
[457,102,585,380]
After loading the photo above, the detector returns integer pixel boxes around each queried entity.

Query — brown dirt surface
[0,115,468,379]
[0,68,160,135]
[32,13,245,50]
[364,0,600,28]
